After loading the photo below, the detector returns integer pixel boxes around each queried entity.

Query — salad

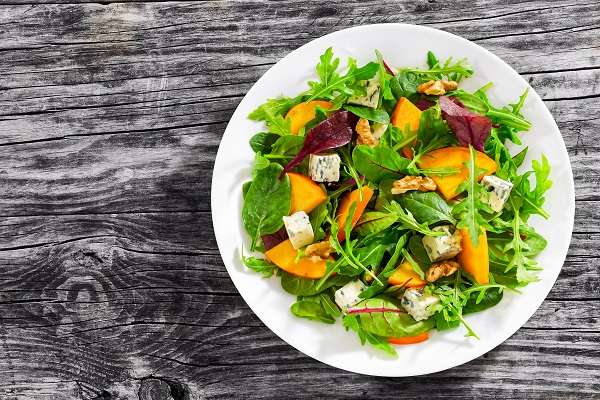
[241,48,552,356]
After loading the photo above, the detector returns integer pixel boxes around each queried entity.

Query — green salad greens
[241,48,551,356]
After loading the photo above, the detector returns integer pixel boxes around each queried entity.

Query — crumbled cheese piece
[421,225,462,262]
[401,288,440,321]
[481,175,513,212]
[308,154,341,183]
[335,280,367,310]
[347,79,380,108]
[282,211,314,249]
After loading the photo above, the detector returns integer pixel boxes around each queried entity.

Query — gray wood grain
[0,1,598,399]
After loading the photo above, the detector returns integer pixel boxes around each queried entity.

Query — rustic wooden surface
[0,1,598,399]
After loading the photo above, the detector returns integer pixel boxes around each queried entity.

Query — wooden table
[1,1,598,399]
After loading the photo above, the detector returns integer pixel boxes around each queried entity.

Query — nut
[417,80,458,96]
[426,260,460,282]
[305,240,334,260]
[355,118,379,147]
[391,176,437,195]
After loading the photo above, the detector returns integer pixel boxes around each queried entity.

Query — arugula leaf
[375,50,395,103]
[407,234,432,269]
[305,48,378,103]
[343,104,390,124]
[452,146,489,245]
[403,53,474,83]
[503,198,541,284]
[405,107,455,173]
[352,144,410,183]
[241,253,277,278]
[242,162,291,250]
[384,201,443,236]
[399,192,455,225]
[513,155,552,220]
[249,97,299,135]
[309,199,330,242]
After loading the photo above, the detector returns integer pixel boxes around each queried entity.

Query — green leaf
[270,135,305,156]
[249,97,300,135]
[241,254,277,278]
[242,163,291,250]
[399,192,455,225]
[385,201,443,236]
[348,297,434,337]
[407,234,432,269]
[249,132,279,153]
[320,293,342,319]
[463,288,503,314]
[354,211,398,236]
[352,144,410,183]
[343,105,390,124]
[342,314,397,356]
[375,50,395,102]
[305,48,378,102]
[290,298,335,324]
[390,70,420,99]
[280,272,351,296]
[309,199,330,242]
[360,233,409,299]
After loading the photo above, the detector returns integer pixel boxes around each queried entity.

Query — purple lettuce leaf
[439,96,491,151]
[282,111,357,173]
[261,226,288,251]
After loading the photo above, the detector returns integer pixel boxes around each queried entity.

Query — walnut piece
[426,260,460,282]
[355,118,379,147]
[391,176,437,195]
[305,240,334,261]
[417,80,458,96]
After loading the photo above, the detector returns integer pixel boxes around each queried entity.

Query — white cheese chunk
[481,175,513,212]
[335,280,367,310]
[347,79,380,108]
[308,153,341,183]
[282,211,314,249]
[421,225,462,262]
[401,288,440,321]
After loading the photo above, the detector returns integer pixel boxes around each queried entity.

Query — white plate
[211,24,575,376]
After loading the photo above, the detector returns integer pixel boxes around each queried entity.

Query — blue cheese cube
[401,288,440,321]
[335,280,367,310]
[347,79,380,108]
[308,154,340,183]
[282,211,314,249]
[421,225,462,262]
[481,175,513,212]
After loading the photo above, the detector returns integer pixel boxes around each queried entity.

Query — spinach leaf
[390,71,420,99]
[241,254,277,278]
[349,297,434,337]
[320,292,342,319]
[354,211,398,236]
[399,192,455,225]
[352,145,410,183]
[385,201,443,236]
[344,105,390,124]
[343,314,397,356]
[360,233,409,300]
[290,297,335,324]
[434,312,460,331]
[463,288,503,314]
[309,199,329,242]
[281,272,351,296]
[242,163,291,250]
[407,234,432,269]
[249,132,279,153]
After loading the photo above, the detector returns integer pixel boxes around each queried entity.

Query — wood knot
[138,377,188,400]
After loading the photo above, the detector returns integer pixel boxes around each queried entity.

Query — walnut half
[426,260,460,282]
[391,176,437,195]
[417,80,458,96]
[355,118,379,147]
[305,240,334,262]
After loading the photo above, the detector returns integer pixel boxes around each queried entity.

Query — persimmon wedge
[285,100,332,135]
[417,146,497,200]
[391,97,422,159]
[388,332,430,345]
[287,172,327,214]
[457,228,489,285]
[388,260,426,288]
[265,239,327,279]
[336,186,374,241]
